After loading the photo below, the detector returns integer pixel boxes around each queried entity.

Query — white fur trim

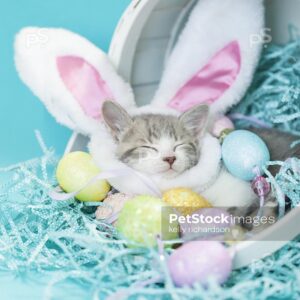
[89,122,257,208]
[89,123,257,208]
[152,0,264,114]
[89,124,221,195]
[203,168,257,207]
[14,27,136,135]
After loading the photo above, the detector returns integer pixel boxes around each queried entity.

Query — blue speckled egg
[222,130,270,181]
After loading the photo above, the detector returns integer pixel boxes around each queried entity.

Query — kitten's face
[102,102,209,177]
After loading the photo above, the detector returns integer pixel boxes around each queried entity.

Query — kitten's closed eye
[174,143,197,152]
[174,143,184,151]
[140,146,158,152]
[120,145,158,163]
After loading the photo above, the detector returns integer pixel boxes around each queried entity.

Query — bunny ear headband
[14,0,264,195]
[15,0,264,135]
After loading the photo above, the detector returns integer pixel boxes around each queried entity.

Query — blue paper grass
[0,149,300,299]
[231,39,300,135]
[1,39,300,299]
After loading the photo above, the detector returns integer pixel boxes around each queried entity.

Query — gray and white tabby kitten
[102,101,208,177]
[102,101,300,177]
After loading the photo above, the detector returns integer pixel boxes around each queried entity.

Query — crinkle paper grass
[1,40,300,300]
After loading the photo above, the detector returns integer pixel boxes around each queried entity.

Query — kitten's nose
[163,156,176,166]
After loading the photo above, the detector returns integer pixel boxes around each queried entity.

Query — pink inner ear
[168,41,241,112]
[56,56,114,119]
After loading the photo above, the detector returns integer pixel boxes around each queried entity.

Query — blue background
[0,0,130,167]
[0,1,130,297]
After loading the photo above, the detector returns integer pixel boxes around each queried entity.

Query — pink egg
[212,115,234,137]
[168,241,232,287]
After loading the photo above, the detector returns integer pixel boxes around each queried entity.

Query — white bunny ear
[14,27,135,135]
[152,0,264,114]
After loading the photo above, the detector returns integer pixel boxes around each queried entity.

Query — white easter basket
[15,0,300,269]
[66,0,300,269]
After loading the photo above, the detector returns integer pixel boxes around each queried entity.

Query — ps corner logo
[26,29,49,48]
[250,28,272,48]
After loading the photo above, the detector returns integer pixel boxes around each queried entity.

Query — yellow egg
[116,195,179,247]
[162,188,212,215]
[56,151,110,202]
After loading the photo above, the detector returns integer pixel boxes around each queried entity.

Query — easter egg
[56,151,110,202]
[116,195,179,247]
[168,241,232,287]
[180,208,232,240]
[163,188,212,215]
[212,115,234,137]
[95,193,132,224]
[222,130,270,181]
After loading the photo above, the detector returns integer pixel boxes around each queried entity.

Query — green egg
[56,151,110,202]
[116,195,179,247]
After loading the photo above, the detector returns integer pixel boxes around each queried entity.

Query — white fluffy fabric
[89,129,222,196]
[89,126,257,208]
[203,168,257,208]
[14,27,136,136]
[152,0,264,114]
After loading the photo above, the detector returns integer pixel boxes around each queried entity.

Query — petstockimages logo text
[169,213,231,225]
[161,207,278,241]
[169,212,276,227]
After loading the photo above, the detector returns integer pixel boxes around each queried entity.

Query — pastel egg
[116,195,179,247]
[168,241,232,287]
[222,130,270,181]
[212,115,234,137]
[56,151,110,202]
[163,188,212,215]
